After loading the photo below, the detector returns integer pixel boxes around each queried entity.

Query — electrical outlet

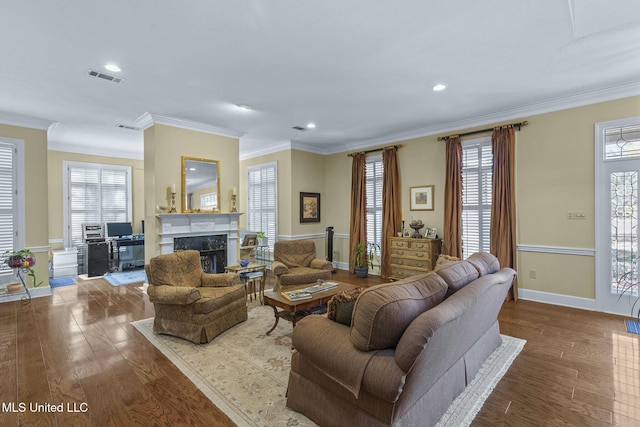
[567,211,587,220]
[529,270,537,279]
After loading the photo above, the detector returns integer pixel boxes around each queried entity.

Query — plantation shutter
[247,162,277,249]
[0,142,17,280]
[66,162,131,247]
[366,155,383,247]
[462,138,492,259]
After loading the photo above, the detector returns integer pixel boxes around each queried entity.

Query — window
[64,162,132,247]
[366,155,383,250]
[462,138,492,259]
[0,139,21,282]
[246,162,277,249]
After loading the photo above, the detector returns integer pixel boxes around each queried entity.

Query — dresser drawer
[390,256,433,269]
[390,247,430,258]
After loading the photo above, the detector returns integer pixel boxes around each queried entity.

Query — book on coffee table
[302,281,339,294]
[281,289,312,301]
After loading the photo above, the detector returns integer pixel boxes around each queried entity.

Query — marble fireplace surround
[156,213,242,267]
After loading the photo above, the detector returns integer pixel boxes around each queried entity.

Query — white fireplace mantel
[156,213,243,266]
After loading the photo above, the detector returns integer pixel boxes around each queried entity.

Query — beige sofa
[145,250,247,344]
[271,240,332,290]
[286,252,516,427]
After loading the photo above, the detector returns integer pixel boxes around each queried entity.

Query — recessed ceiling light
[306,122,316,129]
[432,83,447,92]
[105,63,121,73]
[236,103,252,111]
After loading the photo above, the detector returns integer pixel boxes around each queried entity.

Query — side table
[225,262,267,303]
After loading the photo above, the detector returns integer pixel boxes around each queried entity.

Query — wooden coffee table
[263,281,357,335]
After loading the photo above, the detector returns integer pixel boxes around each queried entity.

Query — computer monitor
[106,222,133,238]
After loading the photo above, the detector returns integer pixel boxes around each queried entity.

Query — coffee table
[263,281,357,335]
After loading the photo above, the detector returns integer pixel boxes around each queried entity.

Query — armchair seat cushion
[195,286,247,314]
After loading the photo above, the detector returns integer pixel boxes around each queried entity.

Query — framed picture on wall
[300,192,321,223]
[410,185,434,211]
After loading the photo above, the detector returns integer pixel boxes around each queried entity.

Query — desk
[110,237,145,271]
[225,263,267,303]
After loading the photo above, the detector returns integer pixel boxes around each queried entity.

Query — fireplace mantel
[156,213,243,266]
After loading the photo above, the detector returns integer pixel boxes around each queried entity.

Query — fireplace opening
[174,234,227,273]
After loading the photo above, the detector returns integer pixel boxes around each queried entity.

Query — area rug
[132,306,525,427]
[104,269,147,286]
[49,276,76,288]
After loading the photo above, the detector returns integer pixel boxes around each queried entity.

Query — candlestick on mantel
[170,184,176,193]
[232,187,237,196]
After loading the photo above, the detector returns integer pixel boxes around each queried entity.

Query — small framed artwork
[410,185,434,211]
[242,233,257,247]
[426,228,437,239]
[300,192,321,223]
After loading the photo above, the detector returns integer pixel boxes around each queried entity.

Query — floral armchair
[145,250,247,344]
[272,240,332,290]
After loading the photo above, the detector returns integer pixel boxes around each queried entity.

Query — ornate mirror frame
[181,156,221,213]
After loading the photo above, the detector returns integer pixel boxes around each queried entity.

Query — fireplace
[174,234,227,273]
[155,213,241,268]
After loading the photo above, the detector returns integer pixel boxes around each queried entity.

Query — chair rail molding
[517,244,595,257]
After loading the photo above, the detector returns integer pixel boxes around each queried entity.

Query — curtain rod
[347,144,401,157]
[437,120,528,141]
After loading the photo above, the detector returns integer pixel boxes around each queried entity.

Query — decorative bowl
[240,259,250,267]
[6,283,21,293]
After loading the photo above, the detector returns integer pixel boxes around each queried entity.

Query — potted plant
[4,249,43,288]
[354,242,381,278]
[257,232,268,247]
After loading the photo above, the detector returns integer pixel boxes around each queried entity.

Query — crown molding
[48,139,143,160]
[239,140,293,161]
[0,111,53,130]
[317,80,640,155]
[135,112,245,139]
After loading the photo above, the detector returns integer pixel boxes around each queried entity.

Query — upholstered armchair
[272,240,332,290]
[145,250,247,344]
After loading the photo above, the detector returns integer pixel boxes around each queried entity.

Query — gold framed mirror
[181,156,221,213]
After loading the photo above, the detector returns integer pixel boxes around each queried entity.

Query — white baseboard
[1,285,52,303]
[518,288,596,311]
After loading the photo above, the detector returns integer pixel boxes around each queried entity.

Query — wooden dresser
[388,237,441,280]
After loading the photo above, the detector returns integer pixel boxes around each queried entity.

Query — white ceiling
[1,0,640,160]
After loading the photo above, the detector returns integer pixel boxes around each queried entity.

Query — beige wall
[144,124,239,260]
[0,123,49,287]
[47,150,145,250]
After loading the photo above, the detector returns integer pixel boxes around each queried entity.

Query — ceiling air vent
[88,69,124,83]
[291,126,306,131]
[117,124,140,131]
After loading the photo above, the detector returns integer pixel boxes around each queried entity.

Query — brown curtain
[381,147,401,279]
[443,136,463,258]
[349,153,367,273]
[490,127,518,301]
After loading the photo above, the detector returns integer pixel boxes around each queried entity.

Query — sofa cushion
[350,273,448,351]
[466,252,500,276]
[327,287,363,325]
[435,261,480,297]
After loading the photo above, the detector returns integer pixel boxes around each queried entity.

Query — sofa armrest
[147,284,201,305]
[272,260,288,276]
[292,315,379,399]
[310,258,333,270]
[200,272,239,287]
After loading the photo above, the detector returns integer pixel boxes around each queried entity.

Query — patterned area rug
[132,305,525,427]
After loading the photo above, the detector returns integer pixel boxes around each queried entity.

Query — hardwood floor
[0,271,638,426]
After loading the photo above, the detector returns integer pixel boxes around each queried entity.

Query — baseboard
[518,288,597,311]
[1,285,52,303]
